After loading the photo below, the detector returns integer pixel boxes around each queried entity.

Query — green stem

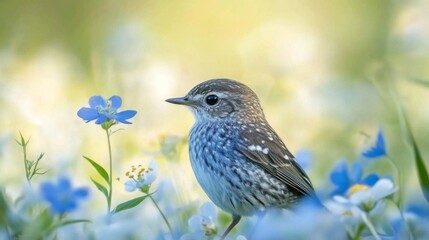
[24,149,30,183]
[352,224,365,240]
[149,195,174,239]
[106,129,113,214]
[360,211,380,240]
[386,154,402,208]
[20,138,30,183]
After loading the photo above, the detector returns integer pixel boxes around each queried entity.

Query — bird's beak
[165,96,193,106]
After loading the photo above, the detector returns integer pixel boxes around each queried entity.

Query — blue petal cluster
[40,177,89,214]
[77,95,137,125]
[362,129,386,158]
[330,160,379,196]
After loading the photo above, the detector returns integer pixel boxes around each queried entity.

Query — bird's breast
[189,122,238,166]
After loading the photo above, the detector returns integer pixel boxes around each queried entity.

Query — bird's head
[166,79,265,122]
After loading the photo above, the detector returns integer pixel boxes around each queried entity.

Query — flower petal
[188,215,203,231]
[74,187,90,199]
[40,182,57,201]
[115,110,137,124]
[361,174,379,187]
[330,161,350,195]
[362,129,386,158]
[407,203,429,218]
[77,107,99,122]
[58,177,72,191]
[95,115,108,124]
[236,235,248,240]
[109,96,122,109]
[327,198,363,225]
[200,202,217,218]
[89,96,107,108]
[124,180,137,192]
[135,180,144,188]
[148,160,158,173]
[144,171,157,185]
[349,190,372,205]
[350,163,363,183]
[332,195,352,206]
[370,178,396,200]
[58,200,78,214]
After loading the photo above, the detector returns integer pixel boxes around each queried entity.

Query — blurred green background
[0,0,428,207]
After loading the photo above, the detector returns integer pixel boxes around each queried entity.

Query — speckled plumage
[166,78,315,238]
[190,121,298,216]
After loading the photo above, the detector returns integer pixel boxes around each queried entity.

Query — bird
[166,78,317,239]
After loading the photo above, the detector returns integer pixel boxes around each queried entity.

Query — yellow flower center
[347,184,369,196]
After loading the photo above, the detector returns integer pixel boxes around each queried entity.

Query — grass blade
[46,219,91,234]
[406,120,429,203]
[407,77,429,88]
[57,219,91,226]
[393,91,429,204]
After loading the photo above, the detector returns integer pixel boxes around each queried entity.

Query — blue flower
[362,129,386,158]
[40,177,89,214]
[252,202,346,240]
[391,203,429,239]
[406,203,429,218]
[77,95,137,125]
[330,160,379,196]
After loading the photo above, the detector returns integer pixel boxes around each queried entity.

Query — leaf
[16,131,30,147]
[55,219,91,229]
[408,77,429,88]
[37,153,45,161]
[112,195,150,214]
[406,119,429,203]
[90,178,109,199]
[394,93,429,204]
[84,156,109,184]
[47,219,91,234]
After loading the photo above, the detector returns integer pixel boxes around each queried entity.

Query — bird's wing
[236,126,315,197]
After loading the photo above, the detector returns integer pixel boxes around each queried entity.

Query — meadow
[1,1,429,239]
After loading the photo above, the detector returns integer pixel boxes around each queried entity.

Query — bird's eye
[205,94,219,106]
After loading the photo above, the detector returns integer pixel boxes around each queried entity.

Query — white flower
[181,202,218,239]
[325,199,362,225]
[123,160,158,193]
[124,179,140,192]
[328,178,396,223]
[143,160,158,185]
[347,178,396,211]
[236,235,247,240]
